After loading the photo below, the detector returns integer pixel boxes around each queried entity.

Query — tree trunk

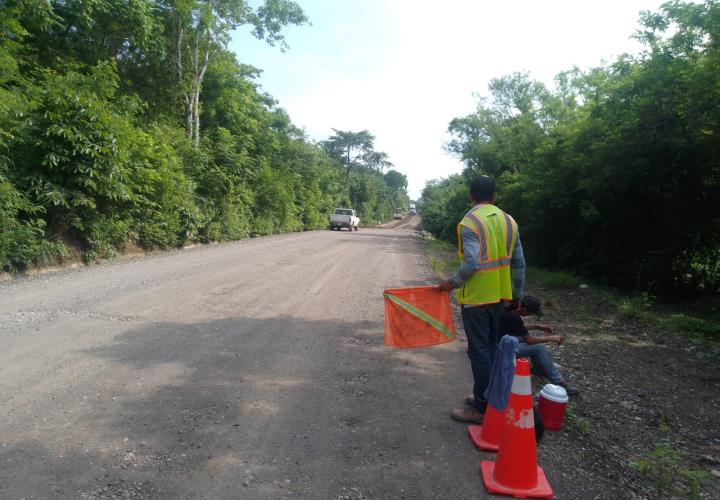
[173,9,218,147]
[174,21,194,141]
[185,97,193,140]
[192,89,200,146]
[344,147,352,186]
[185,25,213,147]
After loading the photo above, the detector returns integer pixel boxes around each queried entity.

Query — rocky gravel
[511,285,720,499]
[0,227,485,499]
[2,222,717,498]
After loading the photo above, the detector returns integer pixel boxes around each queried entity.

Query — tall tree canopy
[162,0,308,145]
[321,130,408,220]
[0,0,406,271]
[424,0,720,295]
[321,129,380,185]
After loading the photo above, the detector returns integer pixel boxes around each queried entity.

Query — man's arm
[511,233,526,303]
[525,323,554,334]
[524,334,564,345]
[439,226,479,291]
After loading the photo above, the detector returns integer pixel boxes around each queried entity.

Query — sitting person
[502,295,579,395]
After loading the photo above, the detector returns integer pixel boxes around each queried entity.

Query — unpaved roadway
[0,222,486,499]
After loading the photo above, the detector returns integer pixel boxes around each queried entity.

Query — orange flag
[383,286,456,348]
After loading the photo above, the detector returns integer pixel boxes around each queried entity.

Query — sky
[229,0,670,199]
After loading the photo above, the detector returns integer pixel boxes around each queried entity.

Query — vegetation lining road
[0,1,410,273]
[420,0,720,296]
[418,7,720,494]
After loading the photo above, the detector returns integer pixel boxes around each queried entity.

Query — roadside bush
[252,164,302,235]
[11,63,141,253]
[420,175,469,242]
[0,3,410,271]
[429,1,720,296]
[528,268,583,289]
[0,177,67,271]
[130,127,201,249]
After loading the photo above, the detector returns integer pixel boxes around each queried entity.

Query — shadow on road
[1,313,473,499]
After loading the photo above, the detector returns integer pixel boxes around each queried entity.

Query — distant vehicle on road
[393,209,404,220]
[409,203,416,215]
[329,208,359,231]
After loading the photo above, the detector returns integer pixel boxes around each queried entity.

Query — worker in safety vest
[439,176,525,423]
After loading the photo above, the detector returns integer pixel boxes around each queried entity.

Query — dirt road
[0,225,486,499]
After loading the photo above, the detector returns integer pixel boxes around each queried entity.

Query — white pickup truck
[329,208,360,231]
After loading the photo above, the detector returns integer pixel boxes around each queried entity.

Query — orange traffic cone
[481,358,553,499]
[468,404,505,451]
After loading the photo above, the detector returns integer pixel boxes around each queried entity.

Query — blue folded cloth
[484,335,519,411]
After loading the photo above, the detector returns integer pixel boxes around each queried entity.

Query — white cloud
[233,0,671,198]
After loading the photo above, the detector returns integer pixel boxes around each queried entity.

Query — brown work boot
[464,395,475,406]
[451,406,485,424]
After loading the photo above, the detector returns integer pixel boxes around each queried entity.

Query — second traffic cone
[468,403,504,451]
[481,358,553,499]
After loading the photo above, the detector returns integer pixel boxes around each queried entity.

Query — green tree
[161,0,308,145]
[434,1,720,294]
[0,0,412,272]
[321,129,376,185]
[384,169,408,192]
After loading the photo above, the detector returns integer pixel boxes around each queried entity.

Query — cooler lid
[540,383,568,403]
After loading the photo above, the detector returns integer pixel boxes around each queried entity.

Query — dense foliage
[321,129,409,223]
[0,0,408,271]
[422,1,720,294]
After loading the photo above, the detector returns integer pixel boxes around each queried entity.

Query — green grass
[619,295,720,339]
[564,404,590,434]
[618,296,656,322]
[424,238,459,278]
[632,445,714,499]
[526,267,583,289]
[528,270,720,340]
[427,248,585,289]
[422,242,720,340]
[665,313,720,337]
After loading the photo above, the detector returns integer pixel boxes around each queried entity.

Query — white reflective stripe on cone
[510,375,532,396]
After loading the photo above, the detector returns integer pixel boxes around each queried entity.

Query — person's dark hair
[521,295,543,316]
[470,176,496,203]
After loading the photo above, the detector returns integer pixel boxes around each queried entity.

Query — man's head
[517,295,543,317]
[470,176,497,205]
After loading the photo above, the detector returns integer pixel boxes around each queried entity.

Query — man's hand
[554,335,564,345]
[537,324,554,334]
[438,279,455,292]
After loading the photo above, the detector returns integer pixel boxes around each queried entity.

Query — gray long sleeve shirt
[450,224,526,301]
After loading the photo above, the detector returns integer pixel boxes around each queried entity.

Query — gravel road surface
[0,225,486,499]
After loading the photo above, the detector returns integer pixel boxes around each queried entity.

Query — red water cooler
[538,384,568,431]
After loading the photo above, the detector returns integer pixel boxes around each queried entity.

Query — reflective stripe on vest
[465,211,489,261]
[502,212,514,256]
[456,204,518,305]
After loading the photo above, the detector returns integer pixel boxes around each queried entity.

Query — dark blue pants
[461,302,505,412]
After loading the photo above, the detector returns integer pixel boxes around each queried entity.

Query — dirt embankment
[469,280,720,498]
[423,232,719,498]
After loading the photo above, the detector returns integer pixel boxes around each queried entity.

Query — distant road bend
[0,218,488,499]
